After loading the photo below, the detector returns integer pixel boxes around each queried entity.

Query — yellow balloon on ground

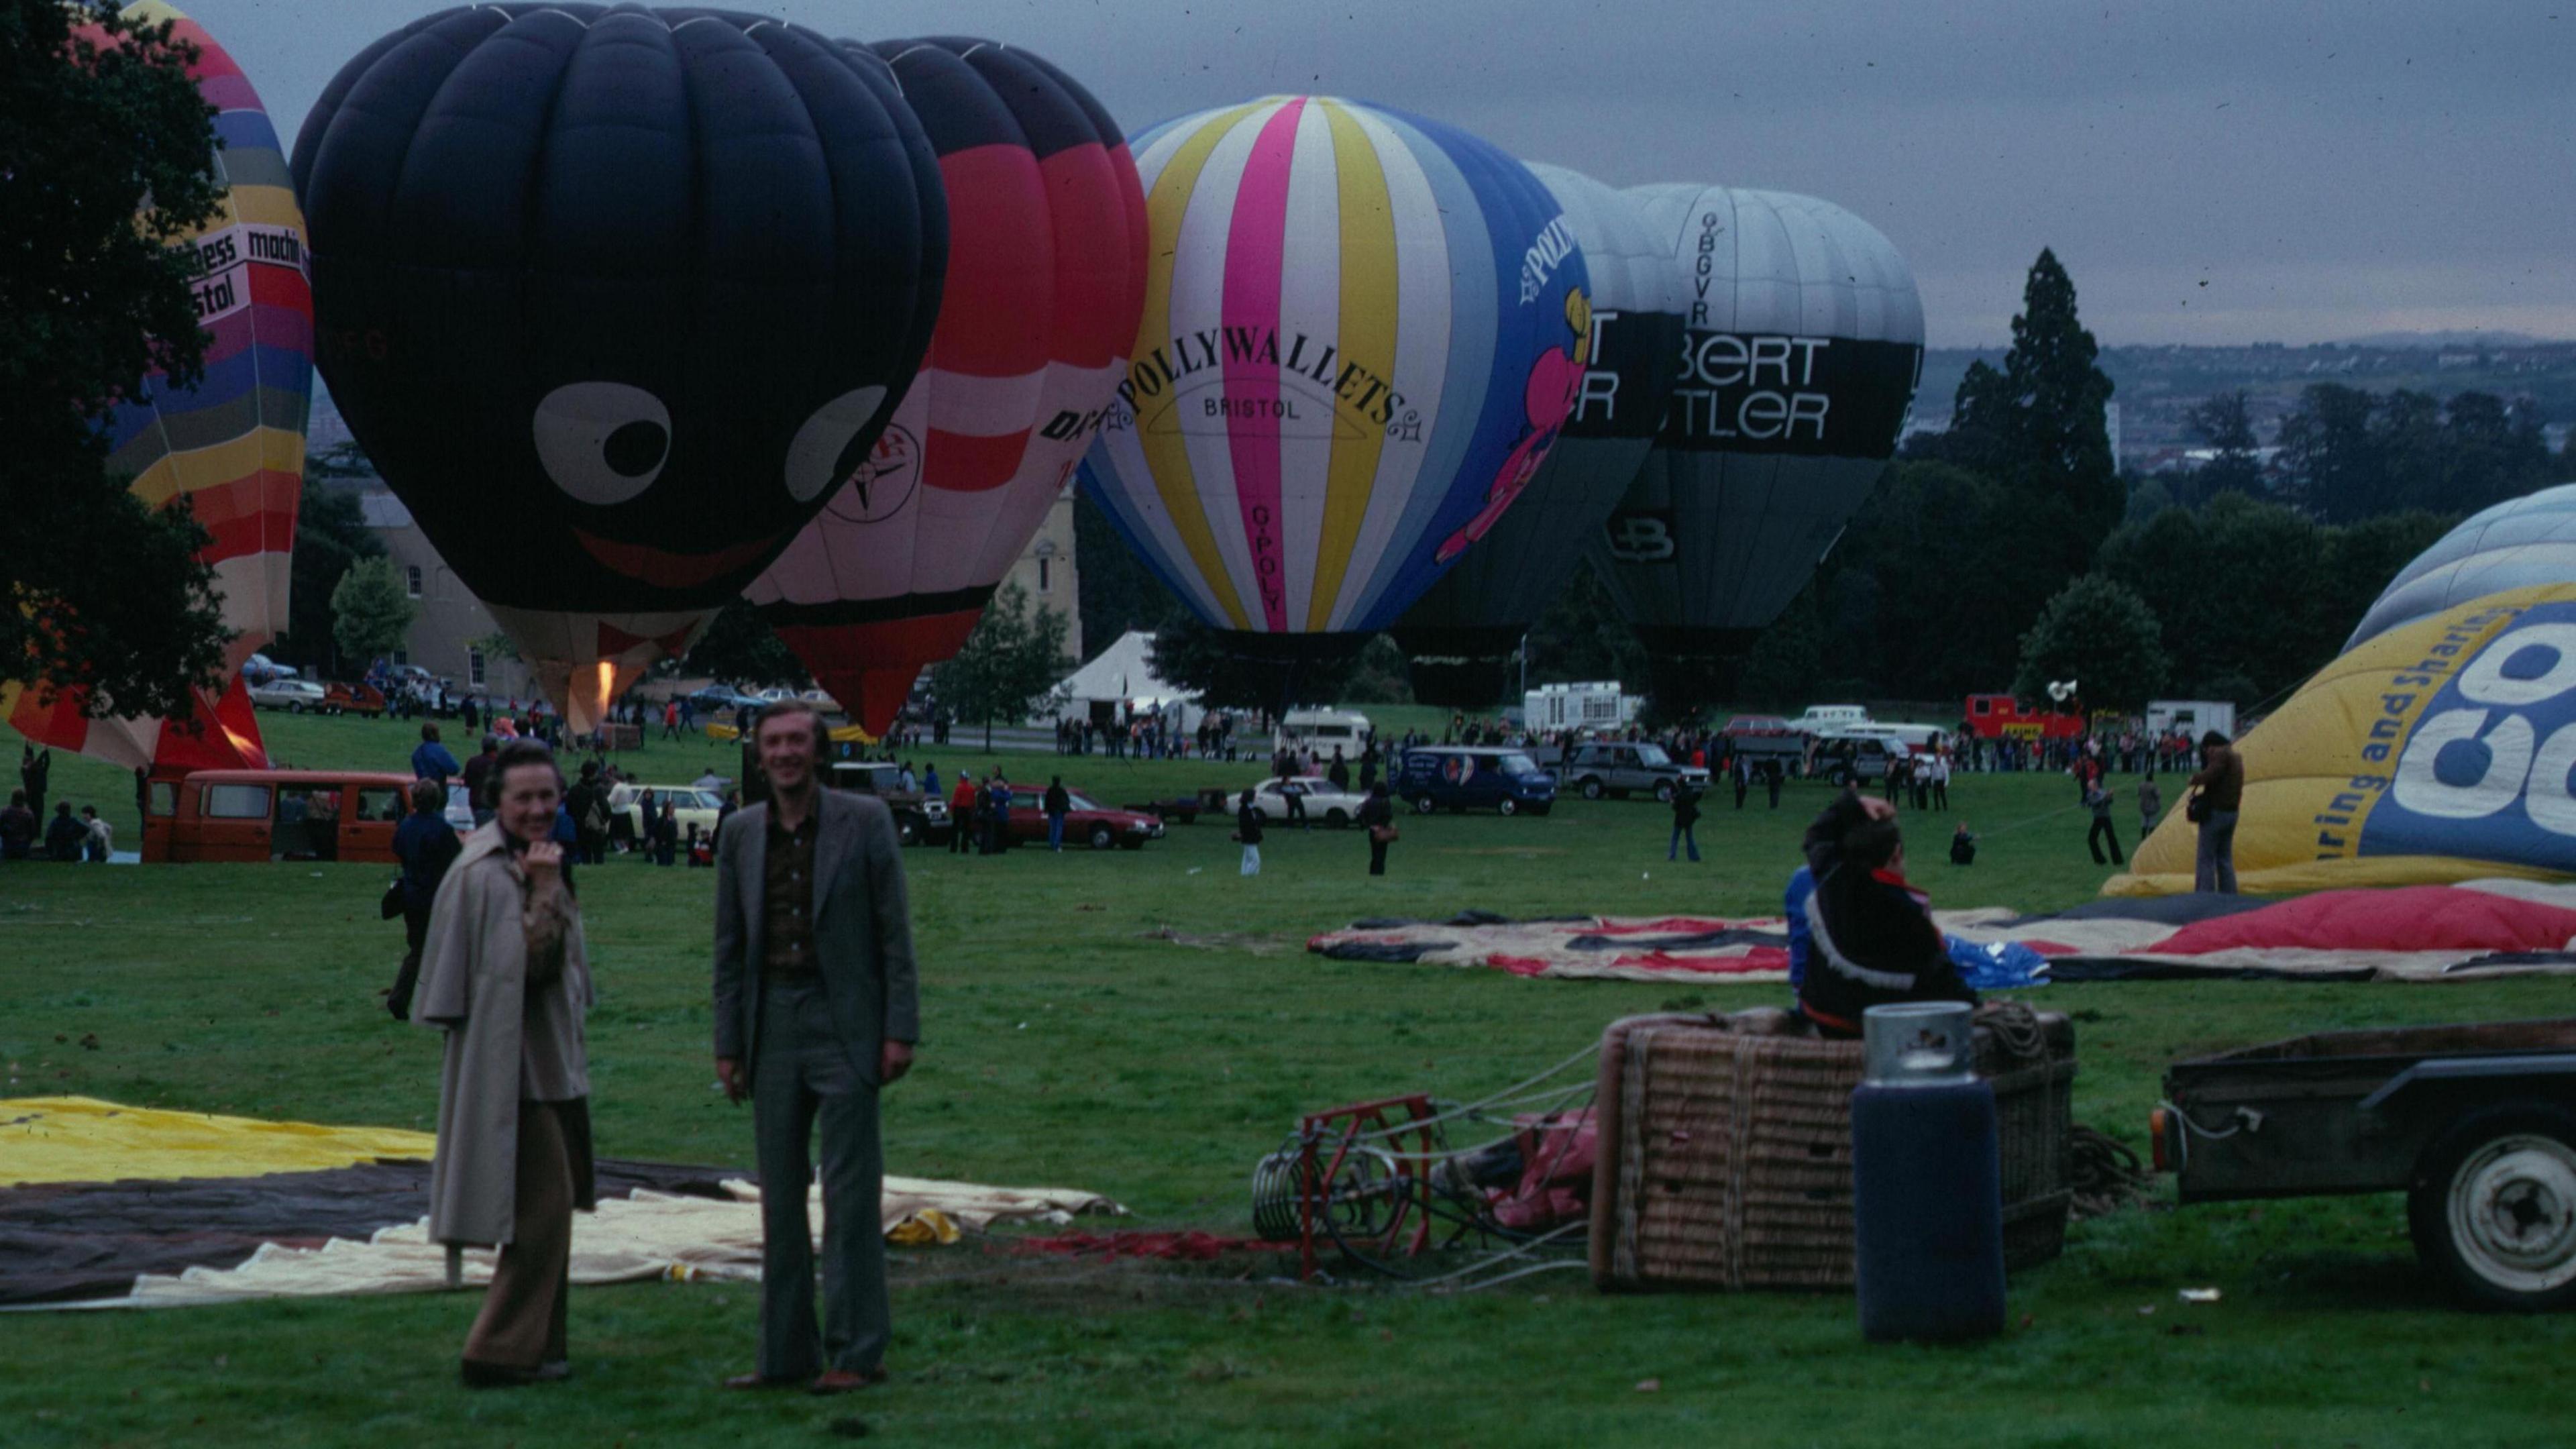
[2112,582,2576,895]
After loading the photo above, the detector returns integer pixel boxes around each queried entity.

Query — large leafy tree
[329,557,415,666]
[1936,250,2122,582]
[930,583,1072,749]
[1147,615,1361,716]
[2,0,230,718]
[270,479,382,674]
[2012,574,2167,712]
[682,602,806,689]
[2182,390,2265,504]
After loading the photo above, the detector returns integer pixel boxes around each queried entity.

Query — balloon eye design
[533,382,672,505]
[784,386,891,502]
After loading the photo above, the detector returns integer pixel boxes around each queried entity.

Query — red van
[142,769,415,864]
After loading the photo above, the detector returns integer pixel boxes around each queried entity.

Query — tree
[1072,488,1183,648]
[682,602,805,688]
[1146,615,1362,714]
[329,558,416,666]
[271,478,383,674]
[2273,383,2381,520]
[930,583,1071,749]
[2182,390,2265,504]
[1523,560,1647,689]
[2,0,231,720]
[1940,249,2123,571]
[2012,574,2167,712]
[1800,460,2027,700]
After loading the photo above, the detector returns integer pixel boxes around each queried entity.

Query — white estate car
[248,678,329,712]
[1246,774,1368,828]
[609,784,727,840]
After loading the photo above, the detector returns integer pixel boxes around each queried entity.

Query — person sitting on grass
[1949,822,1977,866]
[1794,789,1975,1039]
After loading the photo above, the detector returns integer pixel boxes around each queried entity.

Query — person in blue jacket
[412,724,462,784]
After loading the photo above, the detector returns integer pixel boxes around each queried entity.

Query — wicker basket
[1588,1005,2075,1292]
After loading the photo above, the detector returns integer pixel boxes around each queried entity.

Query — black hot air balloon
[292,5,945,727]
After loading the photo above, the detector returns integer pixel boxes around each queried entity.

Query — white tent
[1052,631,1199,722]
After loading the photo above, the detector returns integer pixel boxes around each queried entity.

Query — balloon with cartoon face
[292,5,945,727]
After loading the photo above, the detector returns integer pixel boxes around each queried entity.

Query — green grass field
[4,711,2573,1447]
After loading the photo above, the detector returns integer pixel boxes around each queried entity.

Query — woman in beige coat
[415,739,594,1387]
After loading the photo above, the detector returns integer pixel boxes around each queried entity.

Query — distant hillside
[1913,340,2576,460]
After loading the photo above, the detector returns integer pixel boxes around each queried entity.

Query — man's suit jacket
[713,790,920,1083]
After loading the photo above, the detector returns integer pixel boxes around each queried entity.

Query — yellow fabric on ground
[0,1097,436,1187]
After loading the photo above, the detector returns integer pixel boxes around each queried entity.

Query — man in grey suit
[712,700,919,1395]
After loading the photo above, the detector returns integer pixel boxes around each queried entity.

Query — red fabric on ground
[1609,947,1792,975]
[1014,1231,1294,1262]
[2147,885,2576,957]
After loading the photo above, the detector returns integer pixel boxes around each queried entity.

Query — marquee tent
[1051,631,1199,722]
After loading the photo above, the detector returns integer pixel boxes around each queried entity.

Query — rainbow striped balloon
[2,1,309,772]
[1080,96,1589,646]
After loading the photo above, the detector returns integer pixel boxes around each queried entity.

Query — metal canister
[1851,1001,2007,1341]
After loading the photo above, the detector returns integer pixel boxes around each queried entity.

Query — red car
[981,782,1165,850]
[323,680,388,716]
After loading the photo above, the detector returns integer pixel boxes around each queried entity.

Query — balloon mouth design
[571,530,777,588]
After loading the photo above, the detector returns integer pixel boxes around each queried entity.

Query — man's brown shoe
[808,1368,889,1395]
[722,1371,803,1390]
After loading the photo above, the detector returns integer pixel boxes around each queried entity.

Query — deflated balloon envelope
[290,5,944,727]
[745,36,1147,735]
[1391,162,1684,708]
[1,1,309,773]
[1589,185,1923,708]
[2344,483,2576,651]
[1078,95,1591,703]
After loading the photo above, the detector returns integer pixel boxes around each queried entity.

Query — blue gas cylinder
[1851,1002,2006,1342]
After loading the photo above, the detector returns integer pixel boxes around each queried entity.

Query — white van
[1278,708,1372,754]
[1792,704,1871,733]
[1843,722,1948,753]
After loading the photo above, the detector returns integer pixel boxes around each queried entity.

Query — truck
[1523,681,1640,734]
[2146,699,2239,741]
[2156,1016,2576,1309]
[1277,708,1371,756]
[823,760,955,847]
[1962,693,2086,742]
[1556,739,1709,802]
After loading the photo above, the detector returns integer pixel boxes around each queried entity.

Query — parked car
[248,678,329,712]
[142,769,413,863]
[682,684,766,714]
[443,782,477,833]
[321,680,388,716]
[1246,774,1367,826]
[1811,733,1911,786]
[1393,746,1557,816]
[826,760,953,846]
[241,653,298,686]
[1557,740,1709,802]
[989,782,1164,849]
[608,784,728,842]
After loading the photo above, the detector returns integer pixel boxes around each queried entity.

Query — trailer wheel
[2408,1101,2576,1311]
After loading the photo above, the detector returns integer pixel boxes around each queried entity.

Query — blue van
[1394,746,1557,816]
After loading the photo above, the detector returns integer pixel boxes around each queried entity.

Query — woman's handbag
[2184,788,2210,824]
[379,876,407,920]
[1369,823,1399,845]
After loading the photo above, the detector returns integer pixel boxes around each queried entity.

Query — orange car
[142,769,415,864]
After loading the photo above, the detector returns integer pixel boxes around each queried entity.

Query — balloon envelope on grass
[292,5,945,729]
[1078,95,1592,705]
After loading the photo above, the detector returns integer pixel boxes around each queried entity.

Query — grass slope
[3,713,2572,1446]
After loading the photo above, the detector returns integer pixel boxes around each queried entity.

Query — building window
[469,649,486,687]
[405,565,423,598]
[1038,557,1051,593]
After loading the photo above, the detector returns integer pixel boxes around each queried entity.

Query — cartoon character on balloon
[1435,286,1593,566]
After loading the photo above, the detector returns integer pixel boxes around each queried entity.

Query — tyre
[1579,777,1605,801]
[1497,798,1518,816]
[1413,796,1437,815]
[896,816,920,847]
[1325,808,1348,829]
[1088,823,1115,850]
[288,702,304,714]
[1654,781,1676,804]
[2406,1100,2576,1311]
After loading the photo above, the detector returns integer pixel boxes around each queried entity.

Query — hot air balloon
[1,1,309,775]
[2344,483,2576,651]
[744,37,1146,735]
[1587,186,1924,707]
[2119,582,2576,895]
[1078,96,1592,700]
[1390,162,1684,707]
[291,5,945,730]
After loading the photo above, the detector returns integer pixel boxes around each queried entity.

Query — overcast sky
[191,0,2575,347]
